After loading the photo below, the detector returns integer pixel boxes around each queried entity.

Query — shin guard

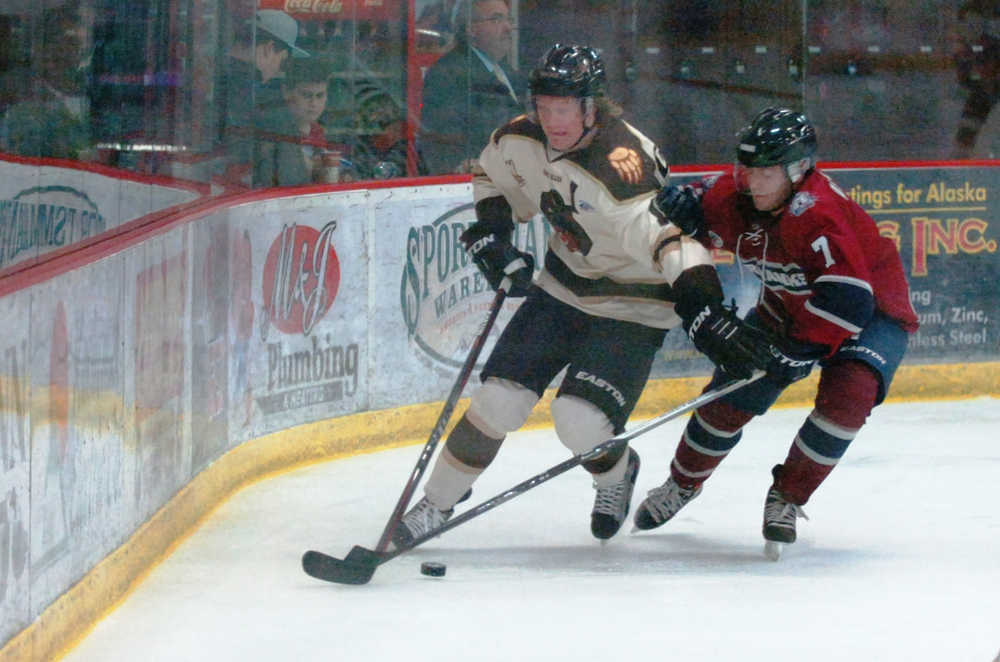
[778,361,880,504]
[670,399,753,488]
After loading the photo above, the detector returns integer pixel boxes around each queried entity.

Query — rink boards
[0,163,998,660]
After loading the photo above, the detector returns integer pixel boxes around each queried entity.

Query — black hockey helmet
[529,44,606,98]
[736,107,817,183]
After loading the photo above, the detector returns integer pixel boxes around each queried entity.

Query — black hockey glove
[650,185,705,236]
[759,335,827,384]
[461,228,535,297]
[682,302,772,380]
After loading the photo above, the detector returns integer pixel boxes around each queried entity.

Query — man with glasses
[418,0,525,174]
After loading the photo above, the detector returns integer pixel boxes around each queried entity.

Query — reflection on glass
[0,0,994,188]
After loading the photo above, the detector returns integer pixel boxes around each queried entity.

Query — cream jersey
[474,115,715,329]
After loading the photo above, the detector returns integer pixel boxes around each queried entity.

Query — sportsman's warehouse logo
[399,204,549,368]
[0,186,106,269]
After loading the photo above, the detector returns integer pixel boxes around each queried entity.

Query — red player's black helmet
[736,107,817,183]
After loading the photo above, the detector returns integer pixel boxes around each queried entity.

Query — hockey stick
[373,282,510,553]
[302,370,764,584]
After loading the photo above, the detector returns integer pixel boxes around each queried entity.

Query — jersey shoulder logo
[790,192,817,216]
[607,147,643,185]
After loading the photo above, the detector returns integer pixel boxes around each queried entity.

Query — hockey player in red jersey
[634,107,919,558]
[392,45,765,548]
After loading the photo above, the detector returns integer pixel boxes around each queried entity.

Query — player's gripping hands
[758,335,826,384]
[460,226,535,297]
[650,184,705,236]
[681,302,827,383]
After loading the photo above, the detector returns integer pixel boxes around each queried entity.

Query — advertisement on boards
[0,158,203,274]
[0,290,29,643]
[26,256,131,615]
[231,192,369,441]
[131,231,190,521]
[829,166,997,362]
[371,185,551,411]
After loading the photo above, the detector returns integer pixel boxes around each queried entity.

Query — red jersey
[697,169,918,351]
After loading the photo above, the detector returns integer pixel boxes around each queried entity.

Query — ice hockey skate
[632,475,703,531]
[590,448,640,540]
[391,489,472,550]
[762,465,808,560]
[391,497,454,550]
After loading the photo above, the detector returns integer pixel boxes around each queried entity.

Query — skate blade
[764,540,782,561]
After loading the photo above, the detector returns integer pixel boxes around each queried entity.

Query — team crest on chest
[790,192,816,216]
[540,182,594,255]
[608,147,642,185]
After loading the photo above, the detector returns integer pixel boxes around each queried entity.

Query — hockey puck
[420,561,446,577]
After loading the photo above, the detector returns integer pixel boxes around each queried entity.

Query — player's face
[737,164,792,211]
[535,95,591,151]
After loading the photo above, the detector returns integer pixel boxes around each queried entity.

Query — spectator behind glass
[418,0,525,174]
[254,58,334,187]
[1,2,94,160]
[350,82,409,179]
[952,0,1000,158]
[220,9,308,184]
[414,0,462,52]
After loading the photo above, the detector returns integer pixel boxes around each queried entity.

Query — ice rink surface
[64,399,1000,662]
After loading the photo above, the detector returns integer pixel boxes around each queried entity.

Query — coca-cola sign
[284,0,345,13]
[258,0,394,19]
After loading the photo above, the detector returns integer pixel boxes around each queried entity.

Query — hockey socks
[670,400,753,488]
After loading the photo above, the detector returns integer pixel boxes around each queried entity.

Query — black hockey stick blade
[302,546,384,585]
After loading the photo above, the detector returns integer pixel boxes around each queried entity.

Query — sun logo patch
[608,147,643,185]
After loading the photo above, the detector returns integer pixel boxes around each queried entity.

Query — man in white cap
[220,9,310,183]
[250,10,310,109]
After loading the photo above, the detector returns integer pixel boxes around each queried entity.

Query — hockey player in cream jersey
[392,44,767,549]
